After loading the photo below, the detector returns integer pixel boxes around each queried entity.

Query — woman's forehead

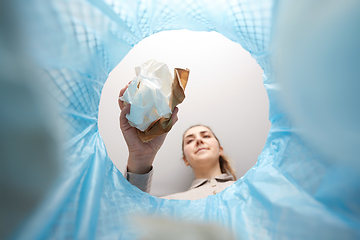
[184,126,212,137]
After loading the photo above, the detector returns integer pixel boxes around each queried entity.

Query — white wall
[98,30,270,196]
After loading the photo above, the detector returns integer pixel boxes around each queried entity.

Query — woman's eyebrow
[200,131,210,135]
[185,134,194,139]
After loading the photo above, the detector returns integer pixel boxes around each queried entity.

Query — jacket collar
[189,173,235,189]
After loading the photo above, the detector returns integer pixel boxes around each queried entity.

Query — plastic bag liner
[6,0,360,239]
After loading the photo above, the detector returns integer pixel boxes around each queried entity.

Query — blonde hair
[182,125,237,180]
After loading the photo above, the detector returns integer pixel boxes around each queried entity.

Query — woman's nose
[195,138,203,145]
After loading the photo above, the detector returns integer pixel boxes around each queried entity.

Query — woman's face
[182,126,223,169]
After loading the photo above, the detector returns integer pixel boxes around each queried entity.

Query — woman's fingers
[118,83,130,110]
[119,103,131,130]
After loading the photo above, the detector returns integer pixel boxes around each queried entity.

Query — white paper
[119,60,173,131]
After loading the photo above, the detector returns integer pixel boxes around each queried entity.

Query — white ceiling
[98,30,270,196]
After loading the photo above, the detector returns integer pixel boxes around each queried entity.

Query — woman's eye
[204,135,210,138]
[187,139,193,144]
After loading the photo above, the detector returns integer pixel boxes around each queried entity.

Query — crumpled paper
[120,60,189,142]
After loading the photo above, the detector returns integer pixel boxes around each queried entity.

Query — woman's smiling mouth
[196,148,208,154]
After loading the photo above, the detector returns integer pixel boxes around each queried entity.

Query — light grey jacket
[124,168,235,200]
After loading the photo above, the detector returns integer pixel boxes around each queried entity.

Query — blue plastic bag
[1,0,359,239]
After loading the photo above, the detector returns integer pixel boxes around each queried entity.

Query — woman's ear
[219,146,224,157]
[183,157,190,167]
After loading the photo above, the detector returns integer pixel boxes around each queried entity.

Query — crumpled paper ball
[120,60,189,142]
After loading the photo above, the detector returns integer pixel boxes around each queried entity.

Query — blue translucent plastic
[3,0,360,239]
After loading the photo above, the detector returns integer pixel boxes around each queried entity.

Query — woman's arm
[118,82,178,189]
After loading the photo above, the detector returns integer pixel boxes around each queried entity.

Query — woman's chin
[193,155,218,165]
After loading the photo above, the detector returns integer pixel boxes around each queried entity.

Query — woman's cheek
[183,146,191,157]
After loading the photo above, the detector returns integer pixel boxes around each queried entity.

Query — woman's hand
[118,82,179,174]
